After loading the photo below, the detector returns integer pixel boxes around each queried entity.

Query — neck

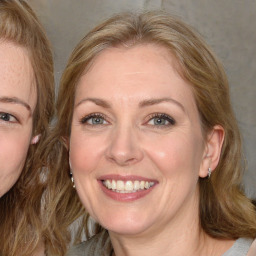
[110,234,234,256]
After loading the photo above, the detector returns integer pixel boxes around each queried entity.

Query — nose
[106,125,143,166]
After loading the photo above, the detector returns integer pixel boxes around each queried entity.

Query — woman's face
[0,41,37,197]
[70,44,209,236]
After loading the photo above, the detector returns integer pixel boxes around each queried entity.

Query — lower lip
[99,181,156,202]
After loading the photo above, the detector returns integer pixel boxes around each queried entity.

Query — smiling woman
[0,1,54,256]
[45,11,256,256]
[69,44,213,241]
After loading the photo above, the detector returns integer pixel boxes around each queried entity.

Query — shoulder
[66,230,112,256]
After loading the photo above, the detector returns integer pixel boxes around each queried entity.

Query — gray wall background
[29,0,256,198]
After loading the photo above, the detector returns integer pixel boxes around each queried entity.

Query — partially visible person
[45,11,256,256]
[0,1,54,255]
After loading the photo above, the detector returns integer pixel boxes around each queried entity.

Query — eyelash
[0,112,18,124]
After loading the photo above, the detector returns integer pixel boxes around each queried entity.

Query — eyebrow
[0,96,32,114]
[75,98,111,109]
[75,97,185,112]
[139,98,185,112]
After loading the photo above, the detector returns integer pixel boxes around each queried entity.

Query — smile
[102,180,155,193]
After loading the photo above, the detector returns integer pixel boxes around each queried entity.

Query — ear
[199,125,225,178]
[62,136,69,150]
[31,134,41,145]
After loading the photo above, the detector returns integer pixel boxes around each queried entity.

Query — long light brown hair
[0,1,54,255]
[44,11,256,255]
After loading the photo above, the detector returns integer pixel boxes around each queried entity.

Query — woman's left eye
[0,112,18,123]
[147,114,175,127]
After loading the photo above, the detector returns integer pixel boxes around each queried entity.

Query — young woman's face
[0,41,36,197]
[70,44,209,236]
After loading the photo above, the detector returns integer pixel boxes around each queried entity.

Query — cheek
[143,132,203,178]
[69,130,106,175]
[0,131,32,196]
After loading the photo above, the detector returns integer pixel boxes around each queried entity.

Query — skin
[0,41,37,197]
[69,44,231,255]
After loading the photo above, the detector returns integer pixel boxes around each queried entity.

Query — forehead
[76,44,195,103]
[0,41,37,110]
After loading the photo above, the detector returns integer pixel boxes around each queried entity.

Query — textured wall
[29,0,256,198]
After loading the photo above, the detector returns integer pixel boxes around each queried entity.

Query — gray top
[66,231,254,256]
[67,230,112,256]
[222,238,253,256]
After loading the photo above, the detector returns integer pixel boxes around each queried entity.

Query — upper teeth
[103,180,154,193]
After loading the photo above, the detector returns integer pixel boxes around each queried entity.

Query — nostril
[106,154,138,166]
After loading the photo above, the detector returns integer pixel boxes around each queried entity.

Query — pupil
[155,118,165,125]
[93,117,102,124]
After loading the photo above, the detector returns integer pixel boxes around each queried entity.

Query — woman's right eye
[0,112,17,123]
[80,113,108,125]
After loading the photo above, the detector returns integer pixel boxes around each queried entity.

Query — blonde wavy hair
[44,11,256,255]
[0,1,54,255]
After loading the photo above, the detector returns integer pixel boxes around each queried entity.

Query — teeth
[103,179,155,193]
[134,180,140,190]
[116,180,124,190]
[125,181,133,191]
[112,180,116,189]
[105,180,112,189]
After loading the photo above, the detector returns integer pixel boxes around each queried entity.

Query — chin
[106,223,149,236]
[97,211,154,236]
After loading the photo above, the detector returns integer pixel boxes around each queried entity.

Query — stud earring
[70,171,76,188]
[208,167,212,179]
